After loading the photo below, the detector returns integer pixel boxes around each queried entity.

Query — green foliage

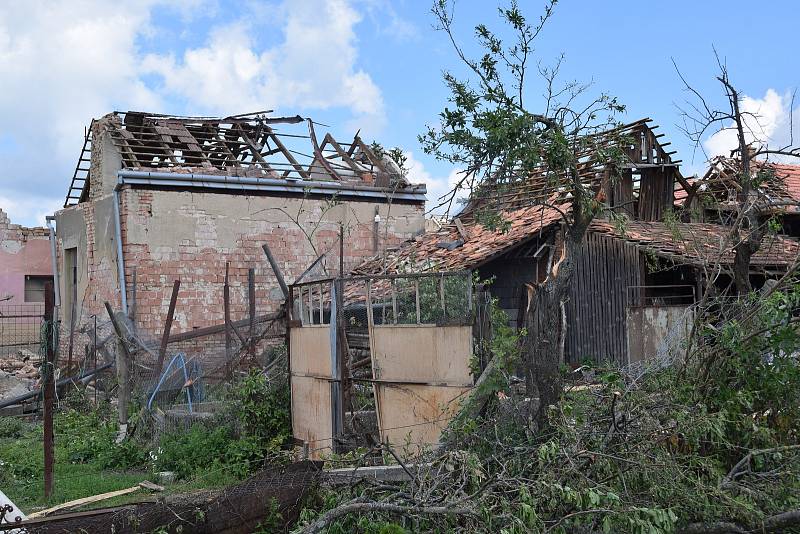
[232,366,291,451]
[153,424,240,479]
[252,498,284,534]
[0,415,28,439]
[156,359,293,480]
[699,284,800,449]
[422,0,626,219]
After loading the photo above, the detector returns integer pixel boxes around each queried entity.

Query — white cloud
[0,195,63,228]
[142,0,385,131]
[403,151,465,215]
[0,0,387,226]
[704,88,800,163]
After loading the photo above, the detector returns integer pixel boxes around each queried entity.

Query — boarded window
[24,275,53,303]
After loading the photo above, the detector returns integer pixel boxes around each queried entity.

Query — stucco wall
[0,208,52,304]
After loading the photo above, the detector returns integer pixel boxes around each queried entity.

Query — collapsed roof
[455,118,685,221]
[354,121,800,275]
[692,157,800,213]
[64,111,424,207]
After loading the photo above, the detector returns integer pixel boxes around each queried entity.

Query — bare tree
[675,52,799,293]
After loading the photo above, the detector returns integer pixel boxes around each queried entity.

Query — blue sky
[0,0,798,226]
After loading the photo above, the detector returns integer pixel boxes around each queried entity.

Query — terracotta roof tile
[353,204,566,274]
[590,219,800,267]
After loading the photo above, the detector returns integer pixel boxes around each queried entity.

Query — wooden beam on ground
[27,482,164,519]
[325,464,429,486]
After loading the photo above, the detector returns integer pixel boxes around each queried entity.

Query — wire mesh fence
[0,303,45,358]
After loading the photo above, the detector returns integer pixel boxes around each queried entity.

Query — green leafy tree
[420,0,627,427]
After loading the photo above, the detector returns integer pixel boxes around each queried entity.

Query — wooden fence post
[104,302,130,440]
[43,281,55,499]
[155,280,180,376]
[224,262,232,378]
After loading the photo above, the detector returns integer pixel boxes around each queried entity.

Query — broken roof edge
[65,110,426,207]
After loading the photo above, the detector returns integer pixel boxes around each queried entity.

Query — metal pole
[112,187,128,314]
[45,217,60,308]
[43,281,55,499]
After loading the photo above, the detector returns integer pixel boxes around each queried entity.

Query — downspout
[112,183,128,314]
[45,216,61,308]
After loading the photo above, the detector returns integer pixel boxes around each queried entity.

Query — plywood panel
[289,325,333,459]
[370,324,473,455]
[371,325,472,384]
[375,384,471,457]
[289,326,331,376]
[626,305,693,364]
[290,376,332,459]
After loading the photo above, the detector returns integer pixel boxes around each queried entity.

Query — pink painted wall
[0,209,52,304]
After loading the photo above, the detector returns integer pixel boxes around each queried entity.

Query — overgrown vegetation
[294,280,800,533]
[0,352,292,510]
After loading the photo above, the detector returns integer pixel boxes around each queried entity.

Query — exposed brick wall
[117,188,425,339]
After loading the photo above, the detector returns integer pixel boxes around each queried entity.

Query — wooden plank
[370,325,473,385]
[27,482,163,518]
[224,263,232,377]
[454,218,469,241]
[156,280,180,376]
[289,326,333,460]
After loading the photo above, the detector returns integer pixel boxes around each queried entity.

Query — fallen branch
[679,508,800,534]
[301,498,473,533]
[721,444,800,489]
[27,481,163,518]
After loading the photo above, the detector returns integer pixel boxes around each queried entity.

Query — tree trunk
[522,230,583,429]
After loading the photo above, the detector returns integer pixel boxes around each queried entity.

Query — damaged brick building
[52,111,426,344]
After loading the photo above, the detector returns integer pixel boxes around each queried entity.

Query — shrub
[0,416,28,439]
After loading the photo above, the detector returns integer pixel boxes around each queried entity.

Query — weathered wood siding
[565,231,642,365]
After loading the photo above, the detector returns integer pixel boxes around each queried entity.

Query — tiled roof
[590,219,800,267]
[769,163,800,209]
[684,158,800,213]
[352,204,567,275]
[354,209,800,276]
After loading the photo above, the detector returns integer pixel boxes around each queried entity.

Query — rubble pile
[0,349,40,380]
